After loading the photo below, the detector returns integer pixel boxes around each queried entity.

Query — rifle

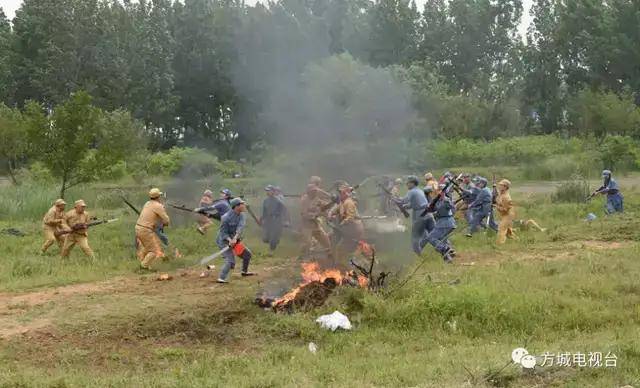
[421,177,455,217]
[377,183,410,218]
[168,203,219,219]
[120,195,140,215]
[55,219,119,237]
[586,186,606,202]
[246,205,262,226]
[282,194,301,198]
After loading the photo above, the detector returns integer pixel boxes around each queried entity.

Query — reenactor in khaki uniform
[330,184,365,259]
[136,188,170,270]
[61,200,95,258]
[495,179,516,244]
[41,199,68,253]
[423,172,439,201]
[299,184,332,257]
[196,190,214,235]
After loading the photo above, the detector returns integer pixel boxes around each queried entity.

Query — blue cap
[220,188,232,196]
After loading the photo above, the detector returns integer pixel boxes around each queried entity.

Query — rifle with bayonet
[421,176,456,217]
[378,183,410,218]
[55,218,119,237]
[168,203,220,219]
[120,195,141,215]
[245,204,262,226]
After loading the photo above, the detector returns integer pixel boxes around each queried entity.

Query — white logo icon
[512,348,537,369]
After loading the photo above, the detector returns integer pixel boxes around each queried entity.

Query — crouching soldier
[61,200,94,259]
[41,199,67,254]
[261,185,288,253]
[598,170,624,214]
[216,198,255,283]
[135,188,170,270]
[422,184,456,263]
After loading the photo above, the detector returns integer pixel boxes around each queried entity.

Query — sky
[1,0,534,36]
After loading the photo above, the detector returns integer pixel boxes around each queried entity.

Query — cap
[54,199,67,206]
[309,176,322,185]
[203,190,213,198]
[74,199,87,207]
[394,178,402,184]
[424,172,433,180]
[149,188,163,199]
[230,198,245,208]
[406,175,419,185]
[264,185,275,192]
[220,188,232,197]
[498,179,511,188]
[602,169,612,176]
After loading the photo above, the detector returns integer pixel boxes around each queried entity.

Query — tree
[367,0,420,66]
[567,89,640,139]
[522,0,564,133]
[0,8,11,104]
[0,104,27,184]
[24,91,143,198]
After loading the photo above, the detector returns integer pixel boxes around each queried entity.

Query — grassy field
[0,177,639,387]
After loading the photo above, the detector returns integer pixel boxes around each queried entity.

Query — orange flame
[272,262,368,308]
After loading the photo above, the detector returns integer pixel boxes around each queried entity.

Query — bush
[16,161,55,184]
[421,135,586,168]
[552,174,591,203]
[598,135,639,171]
[145,147,245,179]
[567,89,640,138]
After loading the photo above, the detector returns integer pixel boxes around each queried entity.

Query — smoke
[231,4,416,185]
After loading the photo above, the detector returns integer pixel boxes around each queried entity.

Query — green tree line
[0,0,639,171]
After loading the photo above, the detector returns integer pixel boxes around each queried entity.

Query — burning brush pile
[255,242,390,313]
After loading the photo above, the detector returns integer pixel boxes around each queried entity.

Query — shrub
[598,135,639,172]
[552,174,591,203]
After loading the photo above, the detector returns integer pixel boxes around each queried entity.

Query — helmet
[264,185,275,192]
[602,170,612,177]
[220,188,232,197]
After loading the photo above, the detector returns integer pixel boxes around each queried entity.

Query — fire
[271,262,368,309]
[357,240,374,259]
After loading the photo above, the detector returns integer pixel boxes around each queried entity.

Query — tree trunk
[7,160,18,186]
[60,172,67,199]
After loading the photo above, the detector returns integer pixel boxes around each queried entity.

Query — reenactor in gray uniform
[395,176,430,254]
[423,184,456,263]
[261,185,288,253]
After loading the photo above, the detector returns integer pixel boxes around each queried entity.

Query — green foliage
[23,92,144,197]
[145,147,241,178]
[0,104,27,184]
[597,135,640,171]
[552,174,591,203]
[423,135,582,167]
[567,89,640,138]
